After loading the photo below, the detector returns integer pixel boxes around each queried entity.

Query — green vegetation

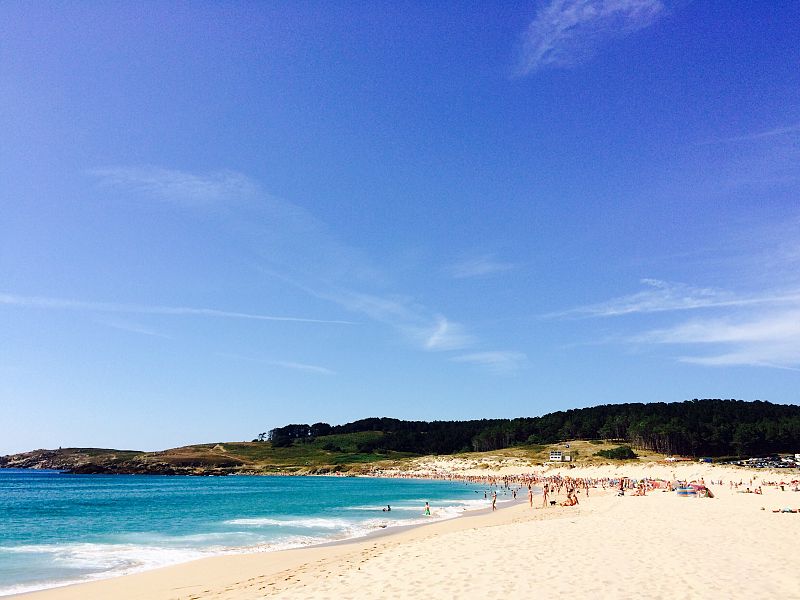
[595,446,638,460]
[192,434,415,471]
[266,399,800,458]
[4,399,798,475]
[0,436,416,475]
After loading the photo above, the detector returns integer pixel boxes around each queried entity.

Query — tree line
[263,399,800,457]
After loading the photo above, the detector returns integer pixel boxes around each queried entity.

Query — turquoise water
[0,469,491,596]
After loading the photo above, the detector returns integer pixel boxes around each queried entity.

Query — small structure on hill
[549,450,572,462]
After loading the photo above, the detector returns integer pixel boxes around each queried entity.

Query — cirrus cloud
[88,166,521,365]
[451,351,528,373]
[515,0,665,75]
[553,279,800,370]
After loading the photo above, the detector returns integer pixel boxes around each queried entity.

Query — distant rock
[0,448,240,476]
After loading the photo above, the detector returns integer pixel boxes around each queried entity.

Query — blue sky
[2,1,799,454]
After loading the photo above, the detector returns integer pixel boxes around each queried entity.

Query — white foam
[225,517,355,529]
[1,542,208,566]
[0,577,92,597]
[0,497,490,597]
[0,543,212,597]
[343,504,420,512]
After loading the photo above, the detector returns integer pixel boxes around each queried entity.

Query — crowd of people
[369,466,800,517]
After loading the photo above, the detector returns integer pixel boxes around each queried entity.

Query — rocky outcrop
[0,448,131,471]
[0,448,244,476]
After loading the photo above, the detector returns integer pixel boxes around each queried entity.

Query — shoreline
[11,462,800,599]
[6,477,520,599]
[13,493,533,600]
[18,506,568,600]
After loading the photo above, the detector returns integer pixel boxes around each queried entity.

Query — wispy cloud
[95,316,172,339]
[693,121,800,191]
[549,279,800,318]
[0,292,355,325]
[219,353,335,375]
[515,0,664,75]
[313,288,475,352]
[451,351,528,373]
[637,310,800,370]
[701,122,800,145]
[90,166,520,362]
[553,278,800,370]
[448,255,517,279]
[679,351,800,371]
[93,166,381,286]
[420,316,476,351]
[269,360,336,375]
[636,310,800,345]
[90,166,258,208]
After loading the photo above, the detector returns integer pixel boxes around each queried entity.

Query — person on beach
[424,502,431,516]
[492,491,497,511]
[528,488,533,507]
[542,484,549,508]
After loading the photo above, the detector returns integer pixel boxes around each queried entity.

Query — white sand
[19,462,800,600]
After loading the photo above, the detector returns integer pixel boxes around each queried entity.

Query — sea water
[0,469,491,596]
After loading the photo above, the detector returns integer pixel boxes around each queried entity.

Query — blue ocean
[0,469,490,596]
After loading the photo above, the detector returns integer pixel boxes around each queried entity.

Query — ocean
[0,469,493,596]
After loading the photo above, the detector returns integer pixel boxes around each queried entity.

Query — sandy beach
[19,462,800,600]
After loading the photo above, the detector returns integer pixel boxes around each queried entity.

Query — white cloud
[679,350,800,371]
[451,351,528,373]
[550,279,800,318]
[515,0,664,75]
[95,316,172,339]
[317,289,474,351]
[323,289,419,324]
[448,255,517,279]
[269,361,336,375]
[219,353,335,375]
[555,278,800,370]
[0,292,354,325]
[636,310,800,369]
[637,310,800,345]
[702,122,800,145]
[90,166,258,208]
[421,316,476,351]
[87,166,520,364]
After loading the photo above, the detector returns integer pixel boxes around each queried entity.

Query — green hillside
[3,399,798,475]
[0,432,417,475]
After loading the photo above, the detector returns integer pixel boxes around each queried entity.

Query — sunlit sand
[20,460,800,600]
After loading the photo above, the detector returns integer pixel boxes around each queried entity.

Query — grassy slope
[0,432,414,473]
[456,439,666,466]
[168,435,412,472]
[1,435,664,474]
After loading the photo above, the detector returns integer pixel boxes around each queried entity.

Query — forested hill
[266,399,800,458]
[3,400,798,476]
